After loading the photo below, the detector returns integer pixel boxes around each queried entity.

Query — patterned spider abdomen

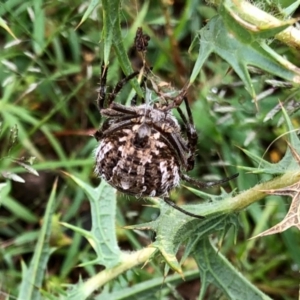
[94,105,187,197]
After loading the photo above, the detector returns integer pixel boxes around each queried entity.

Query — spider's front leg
[97,64,140,110]
[107,71,140,107]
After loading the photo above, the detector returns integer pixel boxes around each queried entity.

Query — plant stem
[214,171,300,214]
[80,248,156,298]
[183,171,300,217]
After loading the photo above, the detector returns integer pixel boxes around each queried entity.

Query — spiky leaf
[127,193,238,273]
[193,238,272,300]
[190,15,300,99]
[63,173,122,268]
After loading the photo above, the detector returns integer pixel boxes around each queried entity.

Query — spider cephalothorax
[94,28,237,219]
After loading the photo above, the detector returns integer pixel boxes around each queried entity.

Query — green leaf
[17,178,58,300]
[102,0,120,65]
[190,15,300,98]
[64,173,122,268]
[282,0,300,17]
[0,181,10,204]
[101,0,143,97]
[0,182,38,223]
[1,171,25,183]
[0,16,18,39]
[33,0,45,55]
[193,238,272,300]
[12,159,39,176]
[7,124,18,154]
[76,0,100,30]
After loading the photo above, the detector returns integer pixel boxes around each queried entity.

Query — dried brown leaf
[251,182,300,239]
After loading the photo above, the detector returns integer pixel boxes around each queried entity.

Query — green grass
[0,0,300,299]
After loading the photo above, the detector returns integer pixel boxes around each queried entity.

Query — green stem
[230,171,300,210]
[195,171,300,216]
[80,248,156,298]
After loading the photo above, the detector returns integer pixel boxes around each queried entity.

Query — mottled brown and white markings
[95,104,182,197]
[94,28,238,219]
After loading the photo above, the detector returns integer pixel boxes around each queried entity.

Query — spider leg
[163,197,204,219]
[94,102,141,138]
[160,84,189,111]
[176,97,198,171]
[100,119,136,138]
[97,64,109,110]
[183,97,198,171]
[181,172,239,188]
[107,71,140,106]
[103,102,138,116]
[160,132,188,167]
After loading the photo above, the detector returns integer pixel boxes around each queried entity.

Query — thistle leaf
[63,172,122,268]
[251,181,300,239]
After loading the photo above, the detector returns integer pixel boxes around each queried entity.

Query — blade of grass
[33,0,45,55]
[17,178,58,300]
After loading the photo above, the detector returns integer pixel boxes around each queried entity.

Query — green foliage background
[0,0,300,299]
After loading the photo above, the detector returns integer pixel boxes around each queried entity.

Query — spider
[94,29,238,219]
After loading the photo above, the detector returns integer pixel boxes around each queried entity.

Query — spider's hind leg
[97,64,109,110]
[176,97,198,171]
[163,171,238,219]
[181,173,239,189]
[163,197,204,219]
